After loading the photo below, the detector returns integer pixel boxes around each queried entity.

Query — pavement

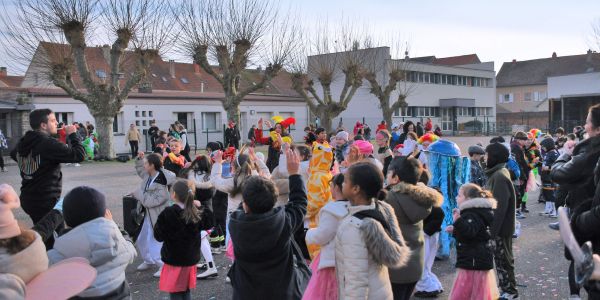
[0,136,584,299]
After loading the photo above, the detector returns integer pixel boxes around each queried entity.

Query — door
[240,112,248,142]
[441,108,453,132]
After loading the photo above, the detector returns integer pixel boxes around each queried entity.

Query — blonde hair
[460,183,492,199]
[171,179,201,224]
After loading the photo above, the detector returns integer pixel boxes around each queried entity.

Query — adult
[168,124,180,140]
[125,124,142,159]
[433,126,443,137]
[254,118,291,172]
[148,121,159,151]
[224,120,241,149]
[511,132,530,217]
[10,109,85,247]
[363,123,372,140]
[484,142,518,300]
[569,103,600,298]
[398,121,415,145]
[178,124,192,162]
[416,122,424,137]
[424,118,433,132]
[247,125,256,144]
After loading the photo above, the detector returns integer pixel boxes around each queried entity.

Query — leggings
[200,231,214,264]
[170,290,191,300]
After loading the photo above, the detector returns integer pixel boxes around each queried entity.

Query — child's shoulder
[322,200,349,218]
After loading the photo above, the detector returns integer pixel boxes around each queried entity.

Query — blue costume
[427,140,471,259]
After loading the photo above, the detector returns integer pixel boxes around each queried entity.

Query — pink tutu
[449,269,499,300]
[159,264,197,293]
[302,253,338,300]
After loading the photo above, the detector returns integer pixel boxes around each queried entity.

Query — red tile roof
[433,54,481,66]
[0,76,24,87]
[36,42,299,98]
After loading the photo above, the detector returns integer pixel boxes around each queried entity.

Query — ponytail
[171,179,201,224]
[461,183,492,200]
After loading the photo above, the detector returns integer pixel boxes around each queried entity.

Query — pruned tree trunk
[316,111,334,133]
[94,114,116,158]
[225,99,241,125]
[382,107,394,132]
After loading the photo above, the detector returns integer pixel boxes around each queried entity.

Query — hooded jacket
[305,200,349,270]
[47,217,136,298]
[335,200,410,300]
[0,232,48,284]
[10,131,85,213]
[485,163,516,238]
[385,182,444,284]
[228,174,307,300]
[454,197,497,270]
[133,158,176,227]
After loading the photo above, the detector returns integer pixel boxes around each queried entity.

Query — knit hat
[353,140,374,155]
[63,186,106,228]
[540,137,556,151]
[392,123,399,129]
[336,131,349,142]
[514,131,528,141]
[485,143,509,169]
[468,145,485,156]
[0,184,21,239]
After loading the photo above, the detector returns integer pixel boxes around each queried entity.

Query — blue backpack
[506,154,521,181]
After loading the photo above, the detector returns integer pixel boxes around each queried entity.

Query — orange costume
[306,141,334,259]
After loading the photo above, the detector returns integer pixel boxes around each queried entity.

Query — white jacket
[188,171,213,189]
[48,218,137,298]
[335,201,410,300]
[275,154,310,189]
[305,200,348,270]
[210,160,270,214]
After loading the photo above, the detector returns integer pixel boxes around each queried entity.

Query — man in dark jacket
[224,120,241,149]
[10,109,85,245]
[228,150,308,300]
[147,121,159,151]
[511,132,530,217]
[484,142,518,300]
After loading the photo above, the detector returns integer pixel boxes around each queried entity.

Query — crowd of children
[4,106,600,299]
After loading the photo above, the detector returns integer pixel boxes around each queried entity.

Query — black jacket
[228,175,307,300]
[225,126,241,148]
[510,141,530,183]
[423,206,445,236]
[453,197,496,270]
[163,154,186,177]
[154,205,212,266]
[10,131,85,213]
[551,136,600,208]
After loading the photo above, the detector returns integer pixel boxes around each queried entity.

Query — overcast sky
[1,0,599,74]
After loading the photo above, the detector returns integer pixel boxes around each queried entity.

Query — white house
[16,42,308,154]
[308,47,496,134]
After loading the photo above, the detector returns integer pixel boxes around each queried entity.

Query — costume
[427,139,471,260]
[254,117,295,172]
[82,136,94,160]
[306,141,334,259]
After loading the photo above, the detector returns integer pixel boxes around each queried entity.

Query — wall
[548,72,600,98]
[496,84,548,113]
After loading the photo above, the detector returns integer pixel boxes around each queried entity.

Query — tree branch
[193,45,224,85]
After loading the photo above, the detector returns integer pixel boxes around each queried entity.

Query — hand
[281,142,290,152]
[65,125,77,135]
[452,208,460,222]
[104,209,113,221]
[0,184,19,205]
[248,147,257,161]
[265,120,272,128]
[137,151,145,159]
[445,225,454,234]
[213,150,223,164]
[193,200,201,208]
[591,254,600,280]
[286,148,300,175]
[277,134,284,145]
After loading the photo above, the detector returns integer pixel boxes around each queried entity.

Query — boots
[197,261,218,279]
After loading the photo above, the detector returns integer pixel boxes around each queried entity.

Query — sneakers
[136,262,154,271]
[1,168,6,172]
[73,163,81,167]
[225,276,231,283]
[549,222,560,231]
[197,264,218,279]
[153,264,163,278]
[516,210,526,219]
[521,208,530,213]
[196,262,207,270]
[499,292,519,300]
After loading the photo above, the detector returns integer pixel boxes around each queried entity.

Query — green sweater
[485,163,516,238]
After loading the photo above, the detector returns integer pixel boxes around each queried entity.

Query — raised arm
[284,149,308,231]
[42,133,85,163]
[209,151,235,193]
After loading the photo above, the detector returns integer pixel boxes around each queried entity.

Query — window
[113,112,124,133]
[54,112,72,124]
[142,120,147,126]
[394,107,411,117]
[202,112,220,132]
[136,120,140,126]
[135,111,140,117]
[142,111,146,117]
[149,111,153,117]
[413,107,438,117]
[524,92,532,101]
[534,91,547,101]
[176,112,194,129]
[457,107,472,117]
[95,70,106,79]
[500,93,513,103]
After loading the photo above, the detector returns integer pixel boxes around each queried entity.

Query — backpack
[506,154,521,181]
[352,201,392,237]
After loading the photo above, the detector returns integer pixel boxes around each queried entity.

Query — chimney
[0,67,6,77]
[588,49,593,63]
[200,81,205,93]
[193,63,200,74]
[101,44,110,63]
[405,50,409,60]
[552,52,557,59]
[512,59,516,64]
[169,60,175,78]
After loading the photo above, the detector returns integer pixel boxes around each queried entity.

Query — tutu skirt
[159,264,197,293]
[449,269,499,300]
[302,253,338,300]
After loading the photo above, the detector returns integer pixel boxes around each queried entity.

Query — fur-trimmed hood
[356,201,411,268]
[387,182,444,224]
[458,197,497,211]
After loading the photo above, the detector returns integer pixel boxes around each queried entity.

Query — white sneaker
[74,163,81,167]
[153,265,163,278]
[225,276,231,283]
[137,262,154,271]
[499,292,519,300]
[211,247,222,254]
[196,262,207,269]
[197,267,218,279]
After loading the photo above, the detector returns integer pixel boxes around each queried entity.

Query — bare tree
[0,0,175,158]
[177,0,299,125]
[291,23,373,132]
[364,41,416,130]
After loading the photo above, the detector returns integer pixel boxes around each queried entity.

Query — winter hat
[63,186,106,228]
[336,131,349,142]
[392,123,399,129]
[485,142,509,169]
[0,184,21,239]
[540,137,556,151]
[468,145,485,156]
[353,140,374,155]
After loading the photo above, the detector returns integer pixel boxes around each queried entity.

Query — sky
[1,0,599,74]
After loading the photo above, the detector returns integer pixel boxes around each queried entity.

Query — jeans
[494,236,518,296]
[129,141,139,158]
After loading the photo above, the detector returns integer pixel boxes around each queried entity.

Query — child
[344,140,383,171]
[384,157,444,300]
[229,149,310,299]
[164,139,188,176]
[48,186,137,299]
[375,130,394,175]
[446,183,499,300]
[133,152,176,277]
[539,137,560,218]
[336,162,410,299]
[303,174,348,300]
[415,133,439,169]
[334,131,351,165]
[468,145,487,187]
[154,179,211,299]
[186,156,218,279]
[401,132,419,157]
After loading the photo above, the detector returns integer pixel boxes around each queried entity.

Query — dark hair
[191,155,211,174]
[29,109,53,130]
[330,173,344,191]
[461,183,493,199]
[419,169,430,185]
[514,131,528,141]
[402,121,414,134]
[156,136,167,145]
[293,144,311,161]
[0,227,35,254]
[315,127,326,135]
[567,133,577,141]
[231,153,253,197]
[242,176,278,213]
[58,122,64,128]
[171,179,201,224]
[590,103,600,129]
[145,153,163,170]
[346,162,385,200]
[388,156,423,185]
[489,136,505,144]
[556,127,565,135]
[304,126,311,131]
